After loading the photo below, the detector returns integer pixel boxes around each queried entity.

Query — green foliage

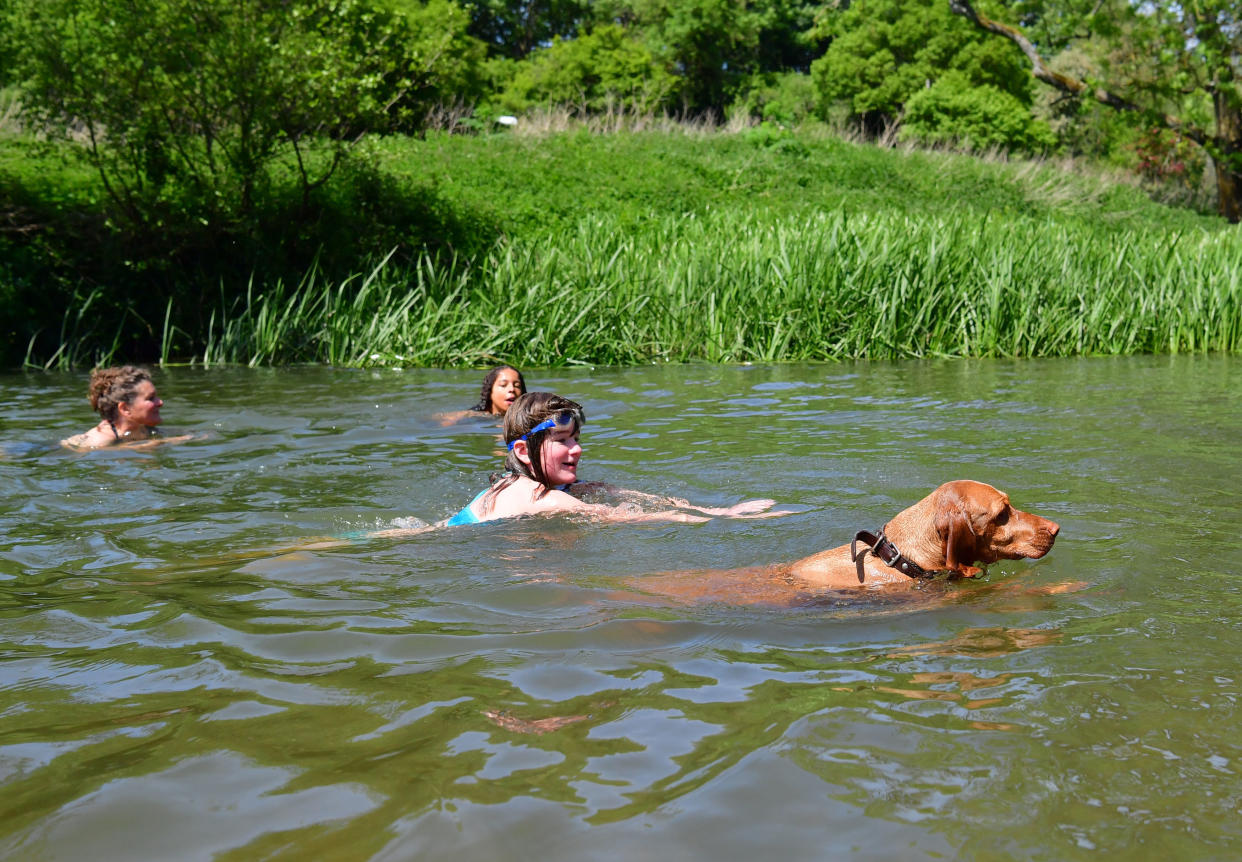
[728,72,818,125]
[376,129,1210,238]
[951,0,1242,218]
[810,0,1032,128]
[901,73,1057,153]
[5,0,483,220]
[741,121,810,156]
[1030,46,1144,165]
[7,126,1231,367]
[0,0,497,363]
[602,0,756,112]
[0,134,499,366]
[495,25,677,114]
[195,208,1242,367]
[468,0,823,114]
[466,0,589,59]
[586,0,820,114]
[384,0,491,122]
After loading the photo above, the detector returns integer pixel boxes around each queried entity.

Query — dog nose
[1046,520,1060,538]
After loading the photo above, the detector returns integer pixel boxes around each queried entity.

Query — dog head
[932,480,1060,577]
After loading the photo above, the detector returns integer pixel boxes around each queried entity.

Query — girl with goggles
[443,392,778,526]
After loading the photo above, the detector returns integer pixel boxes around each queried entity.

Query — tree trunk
[1213,91,1242,223]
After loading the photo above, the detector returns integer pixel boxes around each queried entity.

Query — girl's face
[538,423,581,487]
[489,369,524,414]
[118,380,163,427]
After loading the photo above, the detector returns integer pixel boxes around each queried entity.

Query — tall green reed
[190,208,1242,366]
[24,286,131,370]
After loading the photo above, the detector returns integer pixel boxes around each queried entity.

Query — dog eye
[994,508,1010,525]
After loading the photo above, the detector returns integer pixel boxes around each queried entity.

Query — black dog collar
[850,526,936,583]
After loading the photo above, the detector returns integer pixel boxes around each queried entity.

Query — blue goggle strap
[507,417,556,450]
[506,410,579,451]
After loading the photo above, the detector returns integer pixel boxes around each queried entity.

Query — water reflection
[2,357,1242,859]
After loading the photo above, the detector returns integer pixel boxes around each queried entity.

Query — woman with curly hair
[61,365,179,450]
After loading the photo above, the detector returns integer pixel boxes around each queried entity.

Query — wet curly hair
[87,365,152,422]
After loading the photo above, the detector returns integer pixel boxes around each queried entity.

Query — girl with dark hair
[61,366,190,450]
[437,365,527,426]
[471,366,526,415]
[443,392,777,526]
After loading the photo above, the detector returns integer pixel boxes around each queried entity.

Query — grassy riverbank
[5,126,1239,367]
[201,207,1242,366]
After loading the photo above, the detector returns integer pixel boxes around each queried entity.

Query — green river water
[1,357,1239,860]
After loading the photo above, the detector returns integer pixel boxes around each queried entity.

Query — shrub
[901,74,1057,154]
[0,136,499,365]
[5,0,484,222]
[809,0,1032,132]
[495,25,677,115]
[728,72,817,126]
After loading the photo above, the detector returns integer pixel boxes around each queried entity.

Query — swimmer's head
[473,365,526,415]
[502,392,584,485]
[87,365,154,422]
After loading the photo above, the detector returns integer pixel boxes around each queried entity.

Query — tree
[591,0,817,115]
[947,0,1242,222]
[810,0,1034,137]
[496,24,677,114]
[903,71,1056,152]
[5,0,481,224]
[467,0,588,59]
[603,0,759,113]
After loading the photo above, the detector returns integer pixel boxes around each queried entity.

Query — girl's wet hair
[87,366,152,421]
[470,365,526,414]
[483,392,584,507]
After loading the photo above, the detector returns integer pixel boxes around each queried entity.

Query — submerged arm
[571,482,779,517]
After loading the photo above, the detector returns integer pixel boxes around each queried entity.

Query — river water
[1,357,1239,860]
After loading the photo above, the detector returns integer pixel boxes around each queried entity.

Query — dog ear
[935,489,983,577]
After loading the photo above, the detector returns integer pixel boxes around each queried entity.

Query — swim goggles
[506,409,583,450]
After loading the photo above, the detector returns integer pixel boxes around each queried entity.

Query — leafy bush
[901,73,1057,154]
[809,0,1032,132]
[741,121,810,157]
[729,73,817,126]
[495,25,677,114]
[5,0,483,223]
[0,136,499,365]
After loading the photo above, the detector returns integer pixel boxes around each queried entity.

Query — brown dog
[788,480,1060,590]
[624,480,1060,605]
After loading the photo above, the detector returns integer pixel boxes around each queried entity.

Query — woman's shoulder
[61,425,113,450]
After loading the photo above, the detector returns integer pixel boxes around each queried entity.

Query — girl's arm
[434,409,474,427]
[569,483,779,518]
[539,489,710,524]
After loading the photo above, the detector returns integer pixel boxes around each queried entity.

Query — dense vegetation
[1,0,1239,367]
[8,128,1237,368]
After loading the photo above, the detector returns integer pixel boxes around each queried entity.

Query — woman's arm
[127,432,197,450]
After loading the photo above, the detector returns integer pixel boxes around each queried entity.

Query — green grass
[197,206,1242,366]
[373,128,1220,237]
[6,125,1239,367]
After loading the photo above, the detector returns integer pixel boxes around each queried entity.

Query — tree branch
[946,0,1208,147]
